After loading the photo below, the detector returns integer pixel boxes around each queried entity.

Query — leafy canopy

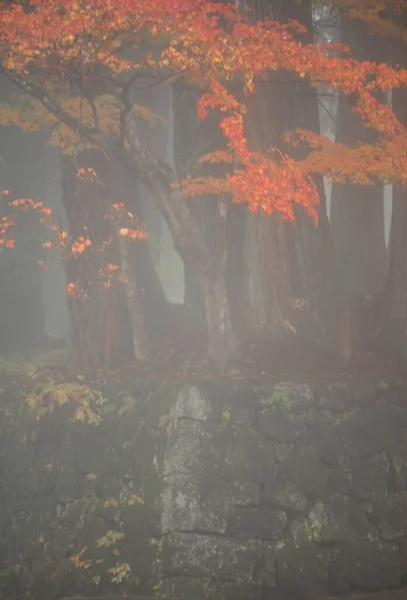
[1,0,407,224]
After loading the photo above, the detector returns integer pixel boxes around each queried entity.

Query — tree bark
[61,151,112,374]
[116,232,149,363]
[168,84,238,362]
[386,11,407,368]
[236,0,338,349]
[60,149,149,374]
[107,160,173,351]
[387,185,407,353]
[330,17,388,299]
[171,86,207,341]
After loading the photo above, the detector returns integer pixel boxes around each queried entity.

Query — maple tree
[1,0,407,372]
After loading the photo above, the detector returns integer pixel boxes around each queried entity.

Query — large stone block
[161,419,208,476]
[316,382,350,412]
[329,541,401,594]
[75,436,119,475]
[159,576,262,600]
[262,480,308,513]
[229,480,261,506]
[371,492,407,540]
[348,454,389,501]
[309,424,344,468]
[208,426,276,482]
[284,446,327,495]
[227,506,287,540]
[338,407,407,458]
[170,384,215,421]
[257,406,307,442]
[122,497,161,539]
[122,537,160,582]
[400,538,407,583]
[327,467,351,494]
[161,473,232,534]
[391,442,407,491]
[161,532,271,583]
[275,541,330,598]
[292,494,377,544]
[220,390,258,426]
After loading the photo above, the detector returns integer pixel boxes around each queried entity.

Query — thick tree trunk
[198,249,238,365]
[236,0,293,342]
[386,16,407,368]
[171,85,238,361]
[387,185,407,344]
[236,0,338,348]
[242,205,293,341]
[172,86,206,341]
[330,18,388,299]
[61,151,113,374]
[60,150,149,374]
[107,161,172,353]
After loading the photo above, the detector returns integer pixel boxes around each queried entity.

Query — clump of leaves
[25,378,107,425]
[267,389,291,411]
[69,529,132,587]
[108,562,131,584]
[96,530,124,549]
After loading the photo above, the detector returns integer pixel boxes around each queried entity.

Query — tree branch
[3,69,208,266]
[117,89,208,265]
[2,70,108,149]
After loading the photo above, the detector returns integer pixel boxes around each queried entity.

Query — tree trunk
[236,0,338,349]
[171,86,206,342]
[197,246,238,364]
[385,14,407,368]
[107,160,172,352]
[242,205,293,341]
[386,185,407,353]
[61,151,107,374]
[60,149,148,374]
[330,17,388,299]
[116,232,149,363]
[171,84,238,361]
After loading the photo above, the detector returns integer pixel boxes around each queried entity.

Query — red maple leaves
[1,0,407,218]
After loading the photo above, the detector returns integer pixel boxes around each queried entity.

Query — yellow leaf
[128,493,145,506]
[103,497,119,508]
[54,389,68,406]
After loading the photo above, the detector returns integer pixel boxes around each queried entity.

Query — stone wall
[1,378,407,599]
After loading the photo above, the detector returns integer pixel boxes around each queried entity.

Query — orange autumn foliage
[1,0,407,226]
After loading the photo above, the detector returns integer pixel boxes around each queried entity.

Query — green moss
[304,519,323,541]
[266,389,291,411]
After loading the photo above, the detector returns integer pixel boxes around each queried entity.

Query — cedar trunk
[60,150,149,374]
[61,151,114,374]
[237,0,338,347]
[386,18,407,367]
[330,17,388,298]
[172,85,238,362]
